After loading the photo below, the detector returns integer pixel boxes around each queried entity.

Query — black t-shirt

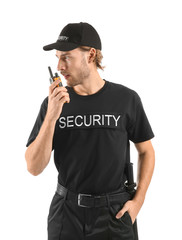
[26,80,154,195]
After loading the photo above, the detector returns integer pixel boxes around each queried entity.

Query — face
[56,48,90,87]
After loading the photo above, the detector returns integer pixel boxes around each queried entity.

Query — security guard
[25,22,155,240]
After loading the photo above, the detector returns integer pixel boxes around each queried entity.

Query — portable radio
[48,66,63,87]
[48,66,68,103]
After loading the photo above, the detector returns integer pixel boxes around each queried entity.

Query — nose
[57,58,66,71]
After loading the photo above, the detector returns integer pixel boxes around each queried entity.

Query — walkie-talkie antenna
[48,66,54,79]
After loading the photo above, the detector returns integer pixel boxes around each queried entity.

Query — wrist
[45,114,57,126]
[132,186,146,205]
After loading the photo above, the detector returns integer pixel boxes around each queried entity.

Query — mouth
[61,73,70,80]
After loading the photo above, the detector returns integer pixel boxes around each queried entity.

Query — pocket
[124,211,133,225]
[109,204,133,228]
[47,192,65,239]
[47,192,65,223]
[109,204,134,239]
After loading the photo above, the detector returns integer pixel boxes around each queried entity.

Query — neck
[72,70,105,96]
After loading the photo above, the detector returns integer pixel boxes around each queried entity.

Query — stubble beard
[67,57,90,87]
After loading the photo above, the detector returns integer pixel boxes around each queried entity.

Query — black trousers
[47,191,139,240]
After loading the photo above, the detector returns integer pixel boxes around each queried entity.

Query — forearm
[133,149,155,204]
[25,114,56,176]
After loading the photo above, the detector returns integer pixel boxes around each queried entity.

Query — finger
[55,92,69,101]
[56,92,70,104]
[49,79,60,94]
[49,80,67,95]
[51,86,68,98]
[115,204,128,219]
[60,95,70,104]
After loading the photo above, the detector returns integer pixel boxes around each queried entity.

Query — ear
[88,48,96,63]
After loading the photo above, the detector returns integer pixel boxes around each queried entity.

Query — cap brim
[43,41,80,51]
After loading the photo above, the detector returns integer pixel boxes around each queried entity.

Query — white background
[0,0,181,239]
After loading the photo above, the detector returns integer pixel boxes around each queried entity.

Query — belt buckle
[78,193,92,208]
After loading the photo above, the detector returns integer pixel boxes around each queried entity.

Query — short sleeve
[26,97,52,148]
[127,92,155,143]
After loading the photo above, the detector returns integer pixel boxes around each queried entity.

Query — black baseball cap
[43,22,102,51]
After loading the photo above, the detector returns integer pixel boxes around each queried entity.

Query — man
[25,22,155,240]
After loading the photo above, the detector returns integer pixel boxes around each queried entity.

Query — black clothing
[26,79,154,239]
[26,79,154,194]
[47,183,138,240]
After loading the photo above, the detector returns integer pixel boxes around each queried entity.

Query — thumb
[115,204,128,219]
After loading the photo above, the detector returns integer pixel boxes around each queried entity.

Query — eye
[60,55,71,61]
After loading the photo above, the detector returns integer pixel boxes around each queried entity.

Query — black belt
[56,183,132,208]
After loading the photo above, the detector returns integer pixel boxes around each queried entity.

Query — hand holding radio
[46,66,70,122]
